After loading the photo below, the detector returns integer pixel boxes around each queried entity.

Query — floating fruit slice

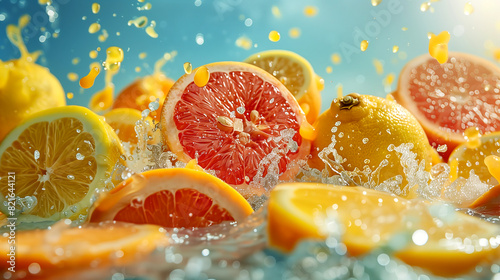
[113,73,174,121]
[0,106,123,222]
[308,93,432,195]
[268,183,500,277]
[161,62,310,197]
[244,50,323,124]
[104,108,159,145]
[0,221,167,278]
[448,131,500,184]
[469,183,500,216]
[88,168,254,228]
[392,52,500,161]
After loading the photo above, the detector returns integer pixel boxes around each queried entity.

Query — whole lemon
[309,93,433,196]
[0,59,66,142]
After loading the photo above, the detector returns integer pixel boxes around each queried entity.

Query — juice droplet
[428,31,450,64]
[464,127,482,149]
[420,2,431,12]
[128,16,148,28]
[373,59,384,75]
[326,66,333,74]
[139,52,147,59]
[383,73,395,87]
[72,57,80,65]
[304,6,318,17]
[79,67,100,89]
[145,20,158,38]
[402,27,408,31]
[138,3,152,11]
[98,29,109,42]
[299,121,317,141]
[271,6,281,18]
[116,32,121,36]
[194,66,210,87]
[268,30,280,42]
[183,62,193,74]
[135,66,141,72]
[67,72,79,82]
[66,92,74,99]
[89,50,98,59]
[154,51,177,74]
[38,0,52,5]
[392,45,399,53]
[360,40,369,52]
[235,36,252,50]
[330,53,341,65]
[89,85,113,112]
[464,2,474,15]
[336,83,343,98]
[103,46,124,72]
[88,22,101,34]
[288,28,301,39]
[484,155,500,183]
[371,0,382,6]
[92,3,100,14]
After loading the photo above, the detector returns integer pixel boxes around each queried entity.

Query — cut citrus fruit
[0,106,123,222]
[88,168,254,228]
[244,50,323,124]
[268,182,500,277]
[104,108,159,145]
[160,61,310,197]
[308,93,432,195]
[469,183,500,216]
[113,72,174,121]
[448,131,500,185]
[392,52,500,161]
[0,221,167,278]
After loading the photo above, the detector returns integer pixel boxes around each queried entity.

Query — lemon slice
[0,106,123,223]
[268,183,500,277]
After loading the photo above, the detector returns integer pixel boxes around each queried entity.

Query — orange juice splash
[79,64,100,89]
[428,31,450,64]
[392,45,399,53]
[145,20,158,38]
[299,121,317,141]
[88,22,101,34]
[236,36,253,50]
[139,52,147,59]
[89,47,124,112]
[464,126,481,149]
[194,66,210,87]
[138,3,152,11]
[7,15,42,62]
[98,29,109,42]
[360,40,369,52]
[66,92,74,99]
[153,51,177,74]
[128,16,148,28]
[89,50,98,59]
[268,31,280,42]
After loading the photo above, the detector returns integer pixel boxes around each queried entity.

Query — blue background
[1,0,499,114]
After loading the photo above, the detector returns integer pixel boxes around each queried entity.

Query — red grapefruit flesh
[161,62,310,197]
[393,52,500,161]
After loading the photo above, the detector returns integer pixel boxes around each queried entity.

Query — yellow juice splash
[428,31,450,64]
[89,47,124,112]
[268,30,280,42]
[7,15,41,62]
[194,66,210,87]
[79,66,100,89]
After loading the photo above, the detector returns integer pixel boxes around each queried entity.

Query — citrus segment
[113,73,174,121]
[244,50,322,124]
[0,106,123,222]
[161,62,310,197]
[89,168,253,228]
[268,182,500,277]
[0,221,167,277]
[393,52,500,161]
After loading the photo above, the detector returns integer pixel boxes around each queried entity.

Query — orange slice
[0,221,167,278]
[113,73,174,121]
[88,167,253,228]
[392,52,500,161]
[268,182,500,277]
[244,50,323,124]
[0,106,123,223]
[160,61,311,197]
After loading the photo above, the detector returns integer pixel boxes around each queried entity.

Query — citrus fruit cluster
[1,47,500,279]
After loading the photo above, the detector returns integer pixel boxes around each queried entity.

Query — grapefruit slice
[392,52,500,161]
[0,221,167,278]
[0,106,123,223]
[88,167,254,228]
[160,62,311,197]
[113,72,174,121]
[244,50,324,124]
[268,182,500,277]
